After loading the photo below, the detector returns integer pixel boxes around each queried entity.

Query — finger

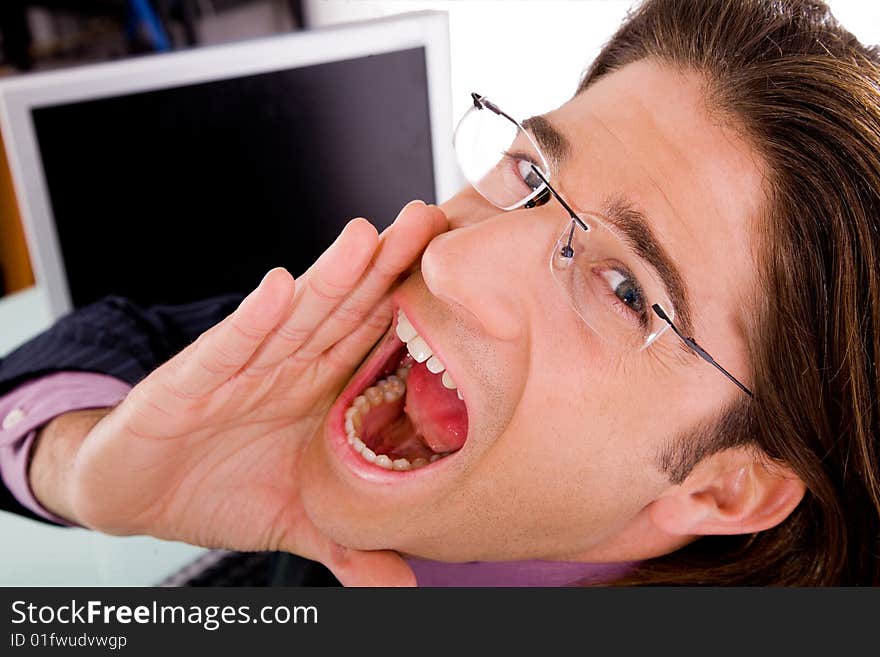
[165,267,294,398]
[326,547,417,587]
[278,518,416,587]
[297,201,447,360]
[245,218,379,372]
[322,297,393,377]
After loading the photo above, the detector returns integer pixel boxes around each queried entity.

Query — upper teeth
[396,310,463,399]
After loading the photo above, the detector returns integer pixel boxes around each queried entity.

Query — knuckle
[287,349,317,367]
[196,342,239,377]
[322,343,365,371]
[275,323,312,346]
[363,310,392,331]
[330,300,371,324]
[239,361,275,380]
[307,275,350,303]
[229,319,265,343]
[371,257,404,280]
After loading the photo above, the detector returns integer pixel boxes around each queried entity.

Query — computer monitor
[0,10,457,328]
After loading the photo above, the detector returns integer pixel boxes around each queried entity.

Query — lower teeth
[344,364,447,470]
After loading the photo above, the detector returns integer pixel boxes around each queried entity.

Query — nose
[421,205,559,342]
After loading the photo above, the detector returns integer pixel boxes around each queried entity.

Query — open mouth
[341,309,469,472]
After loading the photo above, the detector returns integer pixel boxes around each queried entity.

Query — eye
[499,150,547,200]
[597,267,649,328]
[516,158,544,191]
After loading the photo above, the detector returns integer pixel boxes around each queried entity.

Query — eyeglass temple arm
[472,92,524,127]
[651,304,754,398]
[528,165,588,231]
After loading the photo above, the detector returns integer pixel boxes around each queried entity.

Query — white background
[306,0,880,128]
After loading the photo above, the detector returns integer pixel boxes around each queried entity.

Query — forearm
[28,407,112,525]
[0,372,132,524]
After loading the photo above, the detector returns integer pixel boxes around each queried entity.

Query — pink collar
[406,557,637,587]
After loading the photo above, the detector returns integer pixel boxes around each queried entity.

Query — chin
[300,444,588,563]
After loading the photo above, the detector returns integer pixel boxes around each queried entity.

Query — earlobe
[647,449,806,537]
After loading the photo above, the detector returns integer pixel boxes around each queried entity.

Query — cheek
[470,394,664,556]
[501,317,673,527]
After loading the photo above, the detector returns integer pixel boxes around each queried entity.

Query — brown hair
[579,0,880,585]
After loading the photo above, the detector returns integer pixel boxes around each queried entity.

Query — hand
[48,201,447,586]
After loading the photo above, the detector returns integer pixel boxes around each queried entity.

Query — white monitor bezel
[0,11,458,324]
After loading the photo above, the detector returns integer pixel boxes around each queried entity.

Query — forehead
[548,60,766,337]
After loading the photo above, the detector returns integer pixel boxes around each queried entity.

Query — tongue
[404,361,468,453]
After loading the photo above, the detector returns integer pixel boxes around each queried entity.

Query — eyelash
[595,266,651,330]
[503,151,544,193]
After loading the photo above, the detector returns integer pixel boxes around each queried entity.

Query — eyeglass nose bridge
[560,222,576,259]
[528,164,590,234]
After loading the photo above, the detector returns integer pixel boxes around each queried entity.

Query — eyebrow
[600,196,693,336]
[522,116,570,171]
[522,114,694,336]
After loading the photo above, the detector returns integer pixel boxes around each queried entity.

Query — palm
[81,333,372,548]
[69,203,447,585]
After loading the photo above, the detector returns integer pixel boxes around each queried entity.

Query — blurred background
[0,0,877,586]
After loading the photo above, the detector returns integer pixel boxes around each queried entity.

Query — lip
[325,299,469,484]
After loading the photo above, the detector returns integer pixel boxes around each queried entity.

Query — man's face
[300,59,766,562]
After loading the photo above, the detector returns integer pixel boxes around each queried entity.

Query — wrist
[28,408,112,525]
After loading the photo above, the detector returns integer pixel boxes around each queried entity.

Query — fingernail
[397,200,426,218]
[259,268,279,288]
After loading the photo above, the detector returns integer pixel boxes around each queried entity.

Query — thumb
[325,545,417,587]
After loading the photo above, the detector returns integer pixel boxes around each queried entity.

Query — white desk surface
[0,512,206,585]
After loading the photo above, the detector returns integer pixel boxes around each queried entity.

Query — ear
[647,447,806,537]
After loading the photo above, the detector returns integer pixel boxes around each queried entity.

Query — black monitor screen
[32,47,436,308]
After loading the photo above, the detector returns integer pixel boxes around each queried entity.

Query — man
[2,0,878,585]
